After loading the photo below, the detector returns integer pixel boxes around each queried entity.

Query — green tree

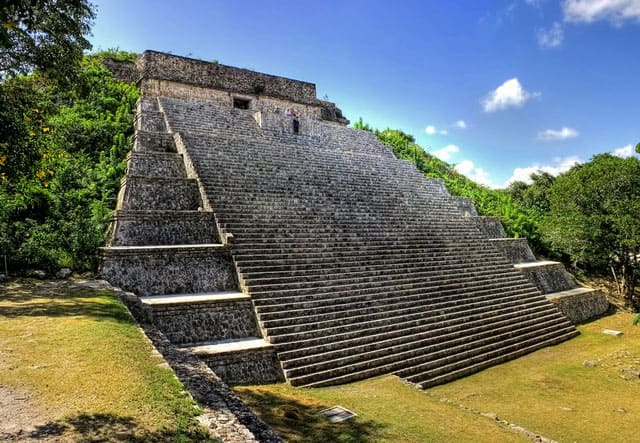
[541,154,640,310]
[0,0,95,82]
[507,171,555,218]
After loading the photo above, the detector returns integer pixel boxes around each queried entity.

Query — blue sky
[90,0,640,188]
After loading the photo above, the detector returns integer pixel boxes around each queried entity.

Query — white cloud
[537,22,565,47]
[612,143,636,157]
[454,120,467,129]
[455,159,495,188]
[537,127,579,141]
[425,125,448,135]
[563,0,640,24]
[482,78,540,112]
[433,144,460,161]
[505,156,581,185]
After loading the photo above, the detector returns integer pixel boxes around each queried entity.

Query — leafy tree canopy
[541,154,640,309]
[0,0,95,82]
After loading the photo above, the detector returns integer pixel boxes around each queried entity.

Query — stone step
[273,296,551,355]
[294,319,575,388]
[260,281,540,332]
[287,314,568,385]
[118,176,202,211]
[277,299,552,364]
[234,250,509,272]
[515,260,577,294]
[410,329,579,389]
[248,265,517,295]
[255,277,531,320]
[246,261,509,289]
[264,284,544,341]
[126,151,186,178]
[100,244,237,296]
[135,110,166,132]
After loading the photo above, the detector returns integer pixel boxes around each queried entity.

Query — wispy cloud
[537,22,565,47]
[612,143,637,157]
[425,125,448,135]
[455,159,495,188]
[453,120,467,129]
[505,156,581,185]
[433,144,460,161]
[537,127,579,141]
[482,78,540,112]
[563,0,640,24]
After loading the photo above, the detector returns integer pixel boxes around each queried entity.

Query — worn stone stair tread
[184,338,272,356]
[139,291,248,305]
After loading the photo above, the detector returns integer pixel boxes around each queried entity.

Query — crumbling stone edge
[115,286,282,443]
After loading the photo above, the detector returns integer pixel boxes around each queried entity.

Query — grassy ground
[0,279,212,442]
[235,312,640,443]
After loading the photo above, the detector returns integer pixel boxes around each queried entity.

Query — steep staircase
[109,95,579,389]
[463,203,610,324]
[101,97,281,385]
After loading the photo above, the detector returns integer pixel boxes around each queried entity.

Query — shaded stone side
[126,152,186,178]
[517,262,577,294]
[491,238,537,263]
[135,111,166,132]
[547,289,611,324]
[101,247,237,296]
[133,130,176,153]
[117,177,202,211]
[451,196,478,216]
[473,216,507,239]
[150,300,260,345]
[138,50,318,105]
[109,211,218,246]
[199,348,284,386]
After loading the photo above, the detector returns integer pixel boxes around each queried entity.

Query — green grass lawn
[235,312,640,443]
[0,279,212,442]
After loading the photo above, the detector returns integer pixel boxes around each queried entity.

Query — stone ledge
[547,287,611,324]
[186,338,273,357]
[141,291,248,305]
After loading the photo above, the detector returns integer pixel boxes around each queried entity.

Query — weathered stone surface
[148,300,259,345]
[109,210,218,246]
[198,347,283,386]
[547,288,610,324]
[100,246,237,296]
[472,216,507,239]
[126,151,186,178]
[515,261,577,294]
[117,177,201,211]
[28,270,46,279]
[491,238,537,263]
[451,196,478,216]
[133,130,176,153]
[0,274,8,283]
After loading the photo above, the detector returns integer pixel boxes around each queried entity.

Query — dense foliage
[1,0,95,82]
[353,118,545,253]
[0,56,139,272]
[540,154,640,310]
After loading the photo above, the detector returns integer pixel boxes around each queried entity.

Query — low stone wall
[548,289,611,324]
[150,300,260,345]
[199,348,284,386]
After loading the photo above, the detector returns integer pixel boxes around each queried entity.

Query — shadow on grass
[1,413,213,442]
[0,282,132,323]
[237,389,385,443]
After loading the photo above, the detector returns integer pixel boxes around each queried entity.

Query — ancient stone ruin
[101,50,609,388]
